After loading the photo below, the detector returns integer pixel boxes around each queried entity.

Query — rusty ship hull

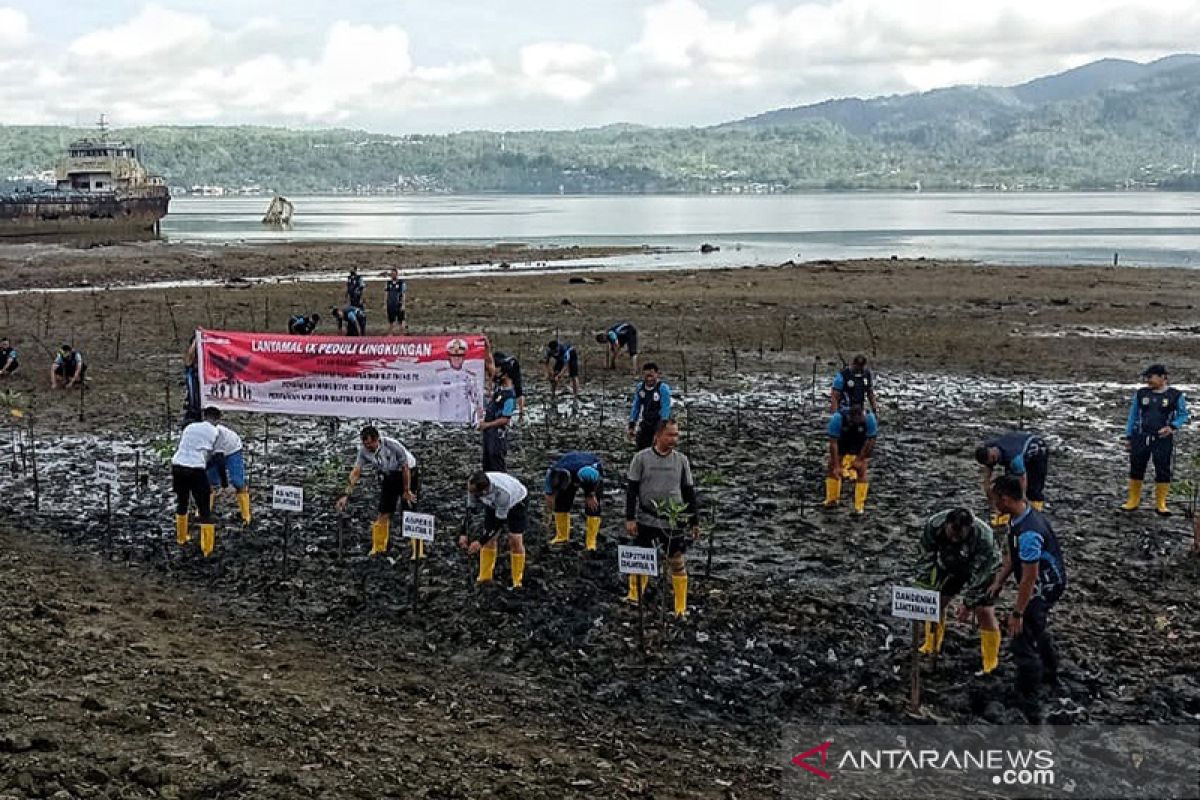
[0,188,170,237]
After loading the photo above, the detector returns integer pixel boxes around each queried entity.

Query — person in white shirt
[460,471,528,589]
[171,406,221,555]
[336,425,419,558]
[207,422,251,525]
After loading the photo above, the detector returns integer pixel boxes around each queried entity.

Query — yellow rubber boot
[370,519,390,556]
[236,491,252,525]
[477,545,497,583]
[410,538,425,560]
[672,574,688,617]
[175,514,190,546]
[511,552,526,589]
[980,628,1001,674]
[625,575,640,602]
[918,622,945,654]
[551,512,571,544]
[584,516,601,551]
[199,523,215,557]
[1030,500,1044,512]
[1155,483,1171,516]
[853,482,869,514]
[990,513,1010,527]
[823,477,842,506]
[1120,479,1143,511]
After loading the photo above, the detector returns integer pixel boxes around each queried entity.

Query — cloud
[3,1,1200,132]
[68,4,213,61]
[0,6,29,50]
[520,42,616,101]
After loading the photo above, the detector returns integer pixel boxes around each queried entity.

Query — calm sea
[162,193,1200,269]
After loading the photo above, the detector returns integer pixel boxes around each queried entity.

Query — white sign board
[402,512,436,542]
[271,484,304,513]
[891,586,941,622]
[95,460,119,487]
[618,545,658,576]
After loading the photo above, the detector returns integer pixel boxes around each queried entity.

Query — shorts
[634,522,690,557]
[379,467,420,515]
[624,329,639,357]
[207,450,246,490]
[387,305,406,324]
[483,500,528,539]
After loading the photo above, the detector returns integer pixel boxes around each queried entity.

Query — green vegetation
[3,60,1198,193]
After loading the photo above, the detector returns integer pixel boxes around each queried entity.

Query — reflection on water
[160,192,1200,268]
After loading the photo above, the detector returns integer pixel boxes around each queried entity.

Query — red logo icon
[791,741,834,780]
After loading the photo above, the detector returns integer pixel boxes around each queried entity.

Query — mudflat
[0,245,1197,798]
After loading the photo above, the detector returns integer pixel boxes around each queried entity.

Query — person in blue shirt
[543,339,579,396]
[480,370,516,471]
[287,312,320,335]
[595,322,638,373]
[331,305,366,337]
[545,452,603,550]
[988,475,1067,719]
[830,354,879,415]
[628,362,672,451]
[824,403,877,514]
[975,431,1050,513]
[1121,364,1189,516]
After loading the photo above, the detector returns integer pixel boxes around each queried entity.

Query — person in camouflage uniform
[913,508,1003,674]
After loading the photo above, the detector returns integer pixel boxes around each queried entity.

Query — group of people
[164,296,1193,719]
[285,267,410,338]
[0,338,87,388]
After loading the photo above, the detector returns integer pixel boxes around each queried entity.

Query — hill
[2,56,1198,193]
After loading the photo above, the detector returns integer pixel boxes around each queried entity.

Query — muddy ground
[1,244,1199,799]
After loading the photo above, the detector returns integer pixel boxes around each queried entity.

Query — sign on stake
[892,585,942,711]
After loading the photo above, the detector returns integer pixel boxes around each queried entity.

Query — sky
[1,0,1198,134]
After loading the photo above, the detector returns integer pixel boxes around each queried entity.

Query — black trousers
[1130,434,1173,482]
[1024,446,1049,502]
[172,464,211,519]
[635,420,659,452]
[1011,587,1062,699]
[553,483,601,517]
[482,428,507,472]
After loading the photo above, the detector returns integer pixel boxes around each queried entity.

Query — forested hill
[3,56,1199,194]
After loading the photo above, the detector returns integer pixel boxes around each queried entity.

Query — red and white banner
[195,329,487,423]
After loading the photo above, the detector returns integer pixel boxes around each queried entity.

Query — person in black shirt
[487,349,525,420]
[385,268,407,335]
[0,337,19,376]
[345,267,365,311]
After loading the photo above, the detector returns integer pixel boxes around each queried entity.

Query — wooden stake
[27,417,39,511]
[114,304,124,363]
[910,620,922,711]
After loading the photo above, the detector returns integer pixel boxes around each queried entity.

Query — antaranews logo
[790,741,833,781]
[789,739,1055,789]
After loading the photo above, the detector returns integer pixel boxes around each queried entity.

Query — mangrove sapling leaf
[651,497,691,533]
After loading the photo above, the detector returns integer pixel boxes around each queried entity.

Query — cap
[447,338,468,356]
[1143,364,1168,378]
[578,466,600,485]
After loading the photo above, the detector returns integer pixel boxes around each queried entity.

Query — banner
[196,329,487,423]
